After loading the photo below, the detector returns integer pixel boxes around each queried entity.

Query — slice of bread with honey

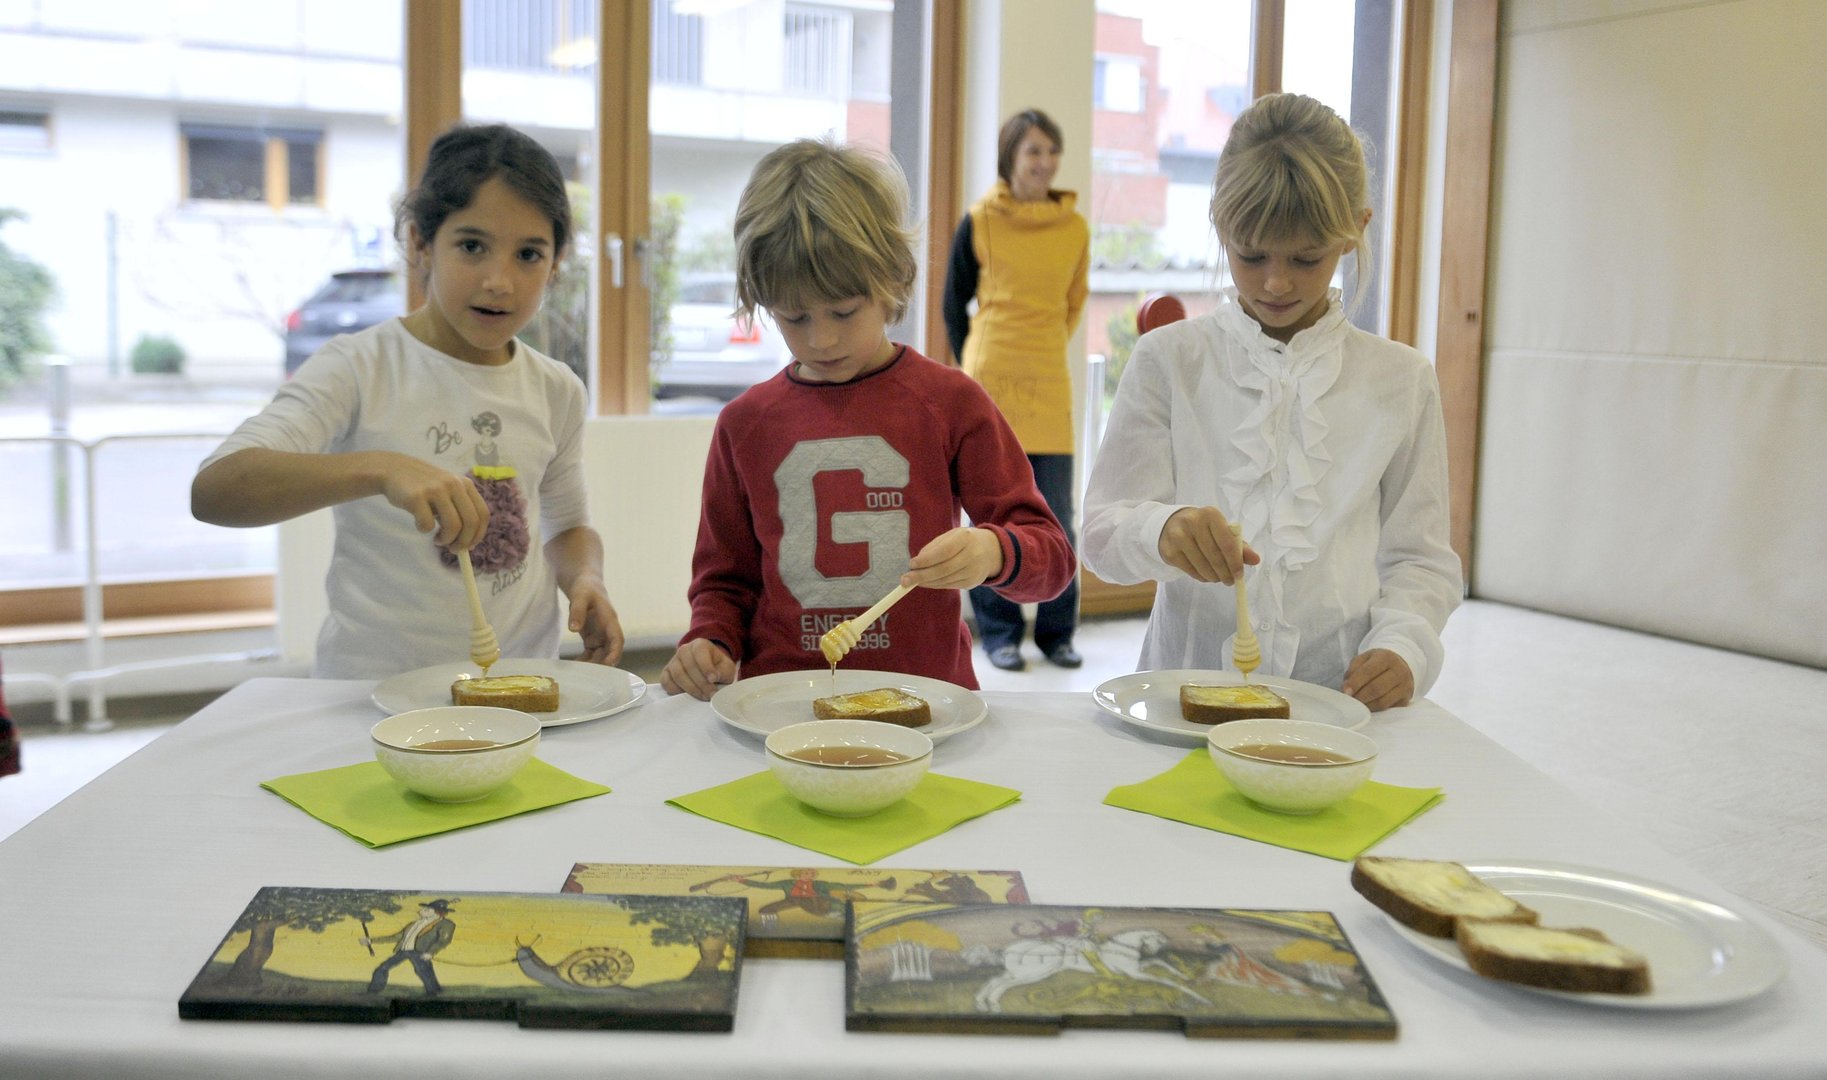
[451,674,560,713]
[812,688,931,728]
[1454,919,1651,995]
[1179,683,1291,724]
[1351,856,1539,938]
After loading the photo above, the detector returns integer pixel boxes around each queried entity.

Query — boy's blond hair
[1209,93,1372,291]
[734,138,918,323]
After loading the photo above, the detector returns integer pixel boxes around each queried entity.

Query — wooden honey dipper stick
[1229,522,1260,680]
[819,584,914,666]
[456,548,500,674]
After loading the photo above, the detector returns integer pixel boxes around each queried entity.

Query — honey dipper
[1229,522,1260,680]
[456,548,501,674]
[820,584,914,665]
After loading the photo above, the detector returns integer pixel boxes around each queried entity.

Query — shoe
[987,645,1025,672]
[1044,644,1083,669]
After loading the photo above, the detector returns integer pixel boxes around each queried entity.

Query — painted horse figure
[969,928,1210,1013]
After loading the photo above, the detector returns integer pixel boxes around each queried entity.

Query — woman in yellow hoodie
[943,109,1091,671]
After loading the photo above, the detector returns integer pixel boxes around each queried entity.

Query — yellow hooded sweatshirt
[958,182,1090,454]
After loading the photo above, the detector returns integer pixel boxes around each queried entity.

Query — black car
[283,269,403,376]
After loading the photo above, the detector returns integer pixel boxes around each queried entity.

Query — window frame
[179,123,326,211]
[7,0,1475,633]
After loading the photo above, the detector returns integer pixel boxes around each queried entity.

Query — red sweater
[683,346,1074,688]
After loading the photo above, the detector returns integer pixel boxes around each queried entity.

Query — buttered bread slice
[451,674,560,713]
[1179,683,1291,724]
[1455,919,1651,995]
[1351,857,1539,938]
[812,688,931,728]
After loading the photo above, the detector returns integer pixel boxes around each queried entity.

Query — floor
[5,599,1823,949]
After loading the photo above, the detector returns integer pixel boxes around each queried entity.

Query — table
[2,678,1823,1079]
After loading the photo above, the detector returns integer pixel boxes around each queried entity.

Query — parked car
[284,268,784,398]
[283,269,403,376]
[652,272,792,401]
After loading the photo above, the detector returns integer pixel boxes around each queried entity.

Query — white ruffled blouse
[1081,288,1463,695]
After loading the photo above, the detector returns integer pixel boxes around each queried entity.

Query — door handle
[604,232,624,288]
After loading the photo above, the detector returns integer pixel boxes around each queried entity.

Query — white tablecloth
[2,678,1823,1079]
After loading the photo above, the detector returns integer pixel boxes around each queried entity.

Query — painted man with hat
[362,898,457,995]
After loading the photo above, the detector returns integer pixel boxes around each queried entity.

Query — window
[784,4,853,99]
[653,0,704,85]
[0,109,52,152]
[1094,57,1145,112]
[182,124,324,209]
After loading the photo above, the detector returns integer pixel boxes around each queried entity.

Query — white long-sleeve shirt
[1082,289,1462,695]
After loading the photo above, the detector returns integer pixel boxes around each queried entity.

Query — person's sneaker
[987,645,1025,671]
[1044,644,1084,669]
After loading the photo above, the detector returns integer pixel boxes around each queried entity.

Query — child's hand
[566,582,625,666]
[902,527,1003,590]
[1342,649,1414,712]
[380,454,490,551]
[660,639,737,701]
[1158,506,1260,584]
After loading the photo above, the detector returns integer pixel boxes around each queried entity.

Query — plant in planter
[130,333,187,375]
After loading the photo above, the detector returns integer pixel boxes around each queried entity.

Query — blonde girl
[1081,94,1461,711]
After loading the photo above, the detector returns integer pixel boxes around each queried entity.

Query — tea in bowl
[764,719,933,817]
[1206,718,1377,814]
[372,706,541,802]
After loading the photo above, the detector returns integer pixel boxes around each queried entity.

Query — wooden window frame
[6,0,1485,633]
[178,125,325,210]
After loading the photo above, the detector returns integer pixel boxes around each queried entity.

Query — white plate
[1092,669,1369,742]
[371,659,647,728]
[710,668,987,743]
[1383,860,1788,1008]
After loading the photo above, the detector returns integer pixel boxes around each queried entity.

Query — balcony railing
[463,0,705,86]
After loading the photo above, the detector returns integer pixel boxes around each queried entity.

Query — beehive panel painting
[564,863,1028,957]
[179,887,745,1030]
[845,902,1396,1039]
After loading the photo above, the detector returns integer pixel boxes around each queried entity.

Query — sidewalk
[0,367,275,439]
[1,369,279,591]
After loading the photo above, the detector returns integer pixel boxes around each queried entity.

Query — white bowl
[1206,718,1377,814]
[372,706,541,803]
[764,719,933,817]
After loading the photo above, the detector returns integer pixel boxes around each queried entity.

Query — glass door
[645,0,909,415]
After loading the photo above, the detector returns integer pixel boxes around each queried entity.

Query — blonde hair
[733,138,918,323]
[1209,93,1372,292]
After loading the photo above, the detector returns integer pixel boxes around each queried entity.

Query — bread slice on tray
[1454,919,1652,995]
[1179,683,1291,724]
[812,688,931,728]
[1351,856,1539,938]
[451,674,560,712]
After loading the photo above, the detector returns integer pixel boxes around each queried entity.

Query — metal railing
[2,428,280,730]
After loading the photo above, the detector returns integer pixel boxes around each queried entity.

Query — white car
[653,272,792,401]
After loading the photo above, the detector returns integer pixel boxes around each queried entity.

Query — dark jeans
[970,453,1079,654]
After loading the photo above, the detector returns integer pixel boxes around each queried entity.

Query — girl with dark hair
[193,124,623,678]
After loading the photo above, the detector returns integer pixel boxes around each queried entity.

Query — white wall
[1470,0,1827,667]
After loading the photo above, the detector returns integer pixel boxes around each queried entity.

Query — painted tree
[616,896,742,980]
[218,887,406,989]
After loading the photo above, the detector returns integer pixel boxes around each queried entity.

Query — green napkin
[262,758,610,848]
[1103,748,1441,861]
[667,771,1021,865]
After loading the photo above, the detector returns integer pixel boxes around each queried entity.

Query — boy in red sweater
[660,139,1074,699]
